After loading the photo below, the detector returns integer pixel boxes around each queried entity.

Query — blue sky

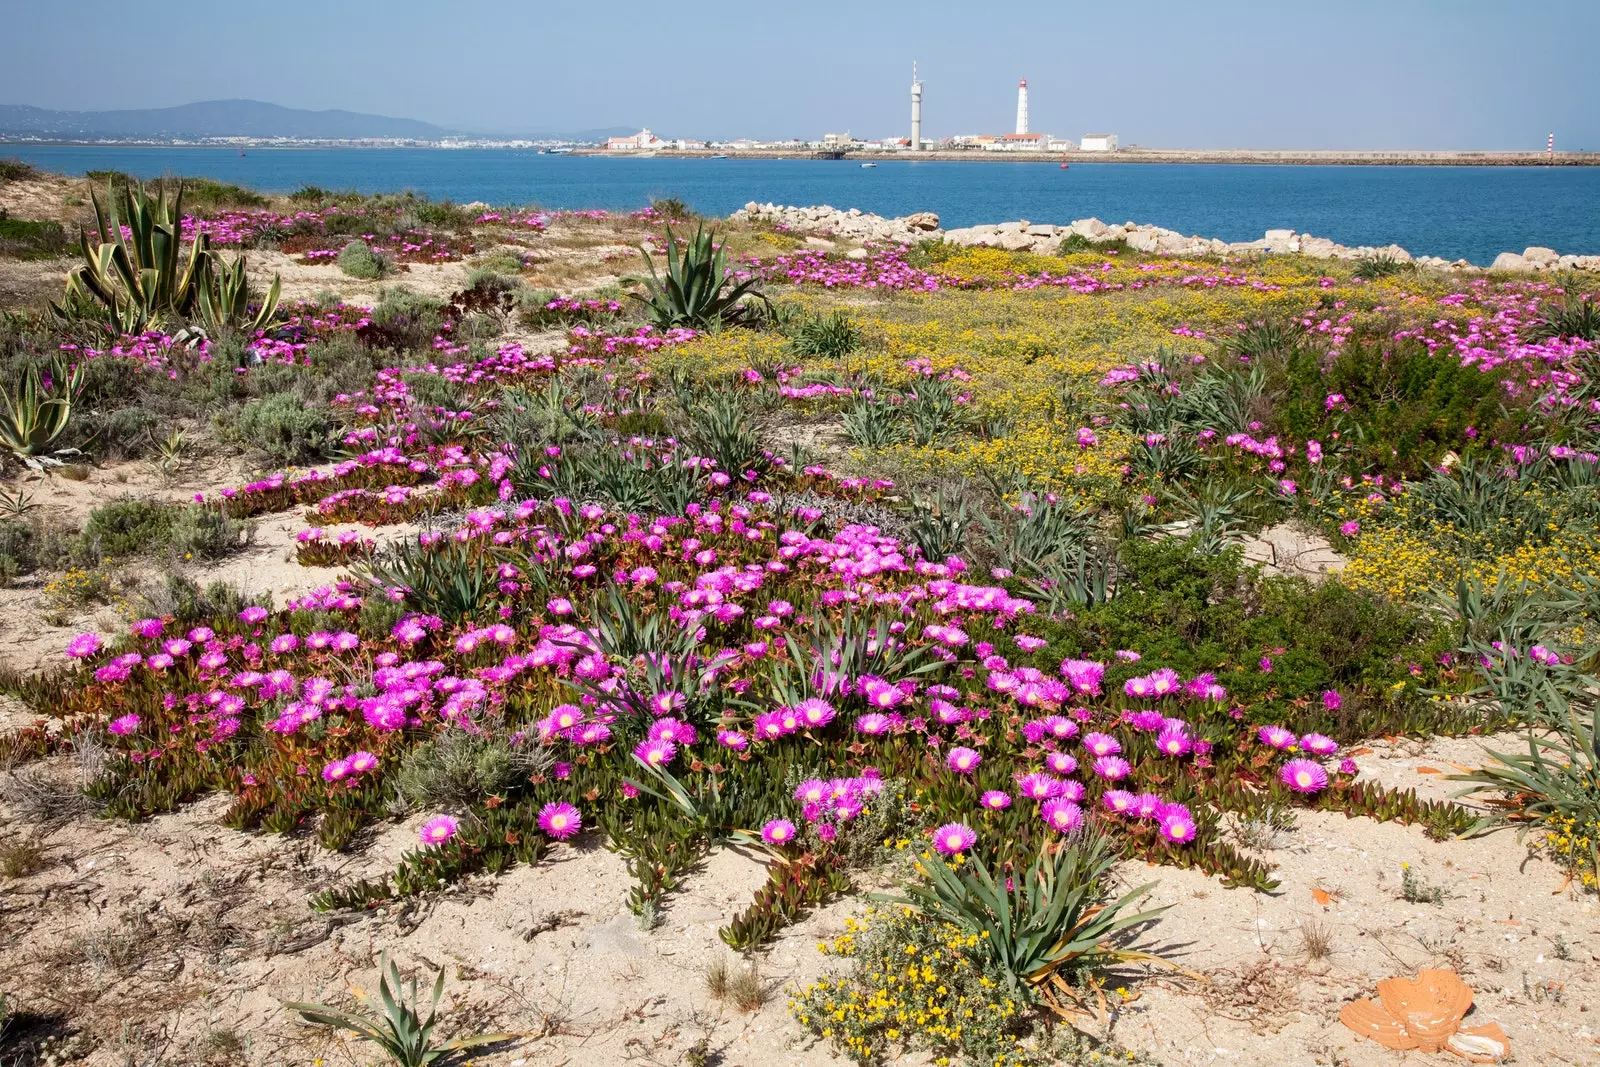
[5,0,1597,149]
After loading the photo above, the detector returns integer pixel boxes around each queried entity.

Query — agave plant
[0,360,84,467]
[1528,293,1600,342]
[629,223,770,330]
[887,835,1176,1007]
[54,180,210,333]
[287,953,513,1067]
[195,251,282,336]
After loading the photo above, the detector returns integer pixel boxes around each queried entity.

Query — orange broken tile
[1416,766,1442,774]
[1312,888,1333,906]
[1350,746,1375,756]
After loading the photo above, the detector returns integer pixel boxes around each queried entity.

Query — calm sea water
[6,145,1599,265]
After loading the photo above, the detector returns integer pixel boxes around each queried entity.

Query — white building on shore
[607,128,667,151]
[1079,133,1119,152]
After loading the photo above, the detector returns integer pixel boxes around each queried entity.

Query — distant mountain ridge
[0,100,634,142]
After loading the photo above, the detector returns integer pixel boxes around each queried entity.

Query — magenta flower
[1321,689,1342,711]
[932,822,977,856]
[349,751,379,774]
[1257,725,1296,750]
[1044,751,1078,775]
[717,729,749,750]
[946,746,982,774]
[796,697,836,728]
[1154,728,1192,757]
[1338,757,1359,776]
[419,815,460,846]
[1083,732,1121,758]
[1016,772,1061,800]
[1281,758,1329,793]
[1158,805,1198,844]
[65,633,102,659]
[322,758,353,782]
[1300,733,1339,757]
[1132,792,1165,819]
[1091,755,1132,781]
[108,712,141,736]
[634,738,676,766]
[1039,798,1084,833]
[1102,789,1136,815]
[980,790,1012,810]
[854,712,892,736]
[761,818,797,846]
[538,801,582,840]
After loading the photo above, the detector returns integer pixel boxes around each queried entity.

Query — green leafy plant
[338,240,391,280]
[790,310,861,358]
[196,252,281,336]
[0,360,83,466]
[887,835,1173,1006]
[1353,254,1417,280]
[629,223,770,330]
[1529,293,1600,342]
[287,953,513,1066]
[54,179,209,333]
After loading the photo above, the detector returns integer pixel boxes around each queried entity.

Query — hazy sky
[5,0,1597,149]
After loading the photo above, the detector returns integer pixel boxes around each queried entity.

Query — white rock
[845,248,869,260]
[1523,246,1559,265]
[1491,251,1531,272]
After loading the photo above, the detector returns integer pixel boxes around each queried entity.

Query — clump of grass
[1400,863,1445,905]
[1296,919,1334,961]
[0,212,69,260]
[1353,254,1417,280]
[705,956,764,1012]
[0,158,39,183]
[0,837,48,878]
[337,240,391,280]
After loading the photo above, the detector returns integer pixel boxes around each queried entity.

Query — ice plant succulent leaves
[887,834,1175,1005]
[287,953,514,1066]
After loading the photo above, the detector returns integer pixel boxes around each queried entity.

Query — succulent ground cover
[0,169,1597,1066]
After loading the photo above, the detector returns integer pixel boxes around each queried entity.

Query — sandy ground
[1,732,1595,1067]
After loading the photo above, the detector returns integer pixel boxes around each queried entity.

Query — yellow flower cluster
[790,907,1038,1067]
[1543,811,1600,890]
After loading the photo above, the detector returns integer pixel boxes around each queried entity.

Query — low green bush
[226,393,334,464]
[0,213,68,260]
[78,499,176,560]
[337,240,390,280]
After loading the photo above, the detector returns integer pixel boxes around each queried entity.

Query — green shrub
[392,733,550,813]
[0,158,38,183]
[135,573,266,625]
[337,240,390,280]
[182,178,267,211]
[167,505,251,561]
[227,393,334,464]
[789,310,861,359]
[0,213,68,260]
[78,499,176,559]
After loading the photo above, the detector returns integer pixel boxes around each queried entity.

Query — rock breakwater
[731,201,1600,272]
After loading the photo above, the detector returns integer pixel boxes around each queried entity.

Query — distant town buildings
[606,128,666,150]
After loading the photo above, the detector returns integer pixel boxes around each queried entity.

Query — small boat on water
[860,162,877,168]
[1059,155,1069,169]
[711,153,728,159]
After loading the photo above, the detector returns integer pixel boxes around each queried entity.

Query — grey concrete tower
[910,62,923,151]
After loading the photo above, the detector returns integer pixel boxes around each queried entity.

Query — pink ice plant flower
[761,818,797,846]
[1281,759,1330,793]
[419,815,459,846]
[932,822,977,856]
[1040,798,1084,833]
[538,801,582,840]
[945,746,982,774]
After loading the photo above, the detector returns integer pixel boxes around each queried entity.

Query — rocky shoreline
[732,201,1600,272]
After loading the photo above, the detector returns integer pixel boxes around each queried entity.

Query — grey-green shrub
[337,240,389,280]
[227,394,334,464]
[78,499,176,559]
[392,733,552,813]
[167,505,251,560]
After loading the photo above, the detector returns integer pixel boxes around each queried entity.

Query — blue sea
[6,145,1599,265]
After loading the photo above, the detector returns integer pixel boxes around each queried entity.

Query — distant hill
[0,100,635,142]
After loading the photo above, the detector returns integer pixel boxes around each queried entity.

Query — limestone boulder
[1523,246,1559,266]
[903,211,940,231]
[1491,252,1531,272]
